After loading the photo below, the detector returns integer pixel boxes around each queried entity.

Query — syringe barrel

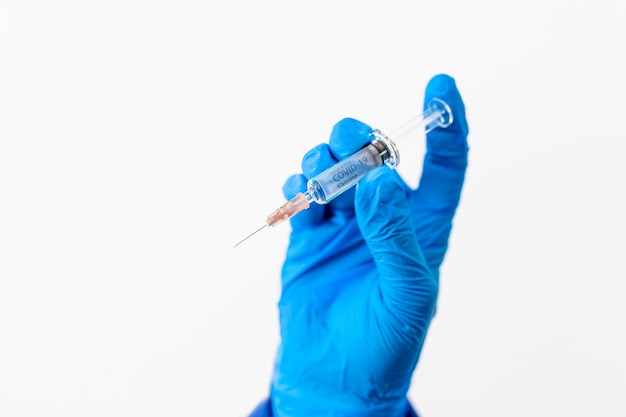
[306,132,399,204]
[240,98,453,245]
[304,98,452,205]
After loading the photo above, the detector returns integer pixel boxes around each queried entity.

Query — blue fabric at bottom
[248,399,273,417]
[248,398,420,417]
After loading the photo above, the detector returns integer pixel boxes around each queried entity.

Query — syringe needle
[233,224,267,248]
[233,193,312,248]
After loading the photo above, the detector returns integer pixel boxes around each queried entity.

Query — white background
[1,1,625,416]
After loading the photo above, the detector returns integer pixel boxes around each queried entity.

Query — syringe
[233,98,453,248]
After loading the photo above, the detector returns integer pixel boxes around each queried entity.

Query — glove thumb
[355,167,438,335]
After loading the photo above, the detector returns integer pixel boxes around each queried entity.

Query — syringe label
[313,145,383,202]
[333,161,359,188]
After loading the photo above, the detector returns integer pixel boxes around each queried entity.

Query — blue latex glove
[269,74,469,417]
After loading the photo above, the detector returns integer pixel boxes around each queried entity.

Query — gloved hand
[269,74,469,417]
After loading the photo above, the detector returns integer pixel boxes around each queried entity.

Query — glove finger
[301,143,336,178]
[282,174,325,229]
[423,74,469,159]
[356,167,437,343]
[299,143,349,222]
[326,118,373,213]
[302,118,373,216]
[407,74,469,273]
[328,117,373,160]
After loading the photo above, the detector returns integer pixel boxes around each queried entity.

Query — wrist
[270,383,410,417]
